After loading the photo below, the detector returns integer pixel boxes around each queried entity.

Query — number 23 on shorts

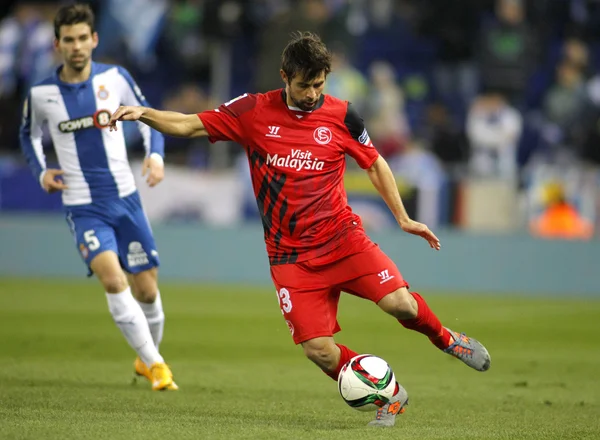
[276,288,292,314]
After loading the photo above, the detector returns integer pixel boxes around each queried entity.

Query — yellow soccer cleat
[150,362,179,391]
[132,356,153,384]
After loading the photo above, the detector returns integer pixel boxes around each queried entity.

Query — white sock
[106,287,164,366]
[137,291,165,349]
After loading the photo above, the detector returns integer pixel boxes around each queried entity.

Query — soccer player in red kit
[109,32,491,427]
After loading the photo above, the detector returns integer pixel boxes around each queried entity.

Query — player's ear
[92,32,99,49]
[280,69,288,86]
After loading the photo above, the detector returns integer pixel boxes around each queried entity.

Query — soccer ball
[337,354,396,412]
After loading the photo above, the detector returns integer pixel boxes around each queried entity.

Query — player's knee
[132,285,157,303]
[378,288,418,320]
[302,338,338,371]
[130,270,158,302]
[98,273,128,294]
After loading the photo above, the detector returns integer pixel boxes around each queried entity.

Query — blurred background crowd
[1,0,599,239]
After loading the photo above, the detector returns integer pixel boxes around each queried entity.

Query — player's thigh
[115,194,160,275]
[90,250,129,293]
[270,264,341,345]
[128,268,159,302]
[338,245,409,304]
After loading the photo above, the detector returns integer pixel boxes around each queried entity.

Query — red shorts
[270,239,409,344]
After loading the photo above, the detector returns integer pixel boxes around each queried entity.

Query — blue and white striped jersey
[19,62,164,206]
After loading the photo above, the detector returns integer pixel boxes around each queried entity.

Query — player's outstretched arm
[367,155,441,250]
[109,106,208,138]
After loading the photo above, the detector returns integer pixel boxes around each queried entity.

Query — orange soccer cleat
[150,362,179,391]
[368,382,409,428]
[443,328,491,372]
[133,356,153,383]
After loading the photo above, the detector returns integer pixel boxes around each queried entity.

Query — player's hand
[108,106,144,131]
[41,169,68,193]
[400,219,441,250]
[142,155,164,187]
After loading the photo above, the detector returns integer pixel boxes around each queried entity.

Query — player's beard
[290,94,318,112]
[67,54,90,72]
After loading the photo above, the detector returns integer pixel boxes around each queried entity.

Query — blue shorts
[64,191,160,275]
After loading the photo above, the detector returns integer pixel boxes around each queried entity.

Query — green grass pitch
[0,278,598,440]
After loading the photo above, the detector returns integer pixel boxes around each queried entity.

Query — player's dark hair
[54,3,95,39]
[281,31,332,82]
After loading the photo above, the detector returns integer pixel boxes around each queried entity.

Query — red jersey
[198,90,380,265]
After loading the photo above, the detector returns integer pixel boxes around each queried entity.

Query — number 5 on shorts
[84,229,100,251]
[277,288,292,314]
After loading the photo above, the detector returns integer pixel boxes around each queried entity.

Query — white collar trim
[287,105,313,113]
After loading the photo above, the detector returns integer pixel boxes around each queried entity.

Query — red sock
[399,292,452,350]
[324,344,359,381]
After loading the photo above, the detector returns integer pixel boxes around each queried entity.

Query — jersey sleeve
[198,93,256,145]
[117,66,165,158]
[19,91,47,186]
[342,102,380,169]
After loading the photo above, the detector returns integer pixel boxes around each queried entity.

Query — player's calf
[131,270,164,349]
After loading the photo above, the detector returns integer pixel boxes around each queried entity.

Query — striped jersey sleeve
[117,66,164,157]
[19,90,47,186]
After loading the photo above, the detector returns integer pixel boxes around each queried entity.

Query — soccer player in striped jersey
[19,4,177,391]
[110,32,491,424]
